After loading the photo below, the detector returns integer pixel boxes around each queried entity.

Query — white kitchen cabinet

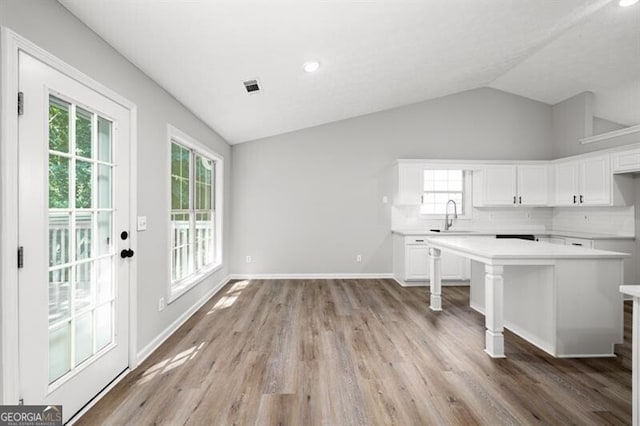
[393,234,469,285]
[553,155,612,206]
[612,148,640,174]
[405,245,430,280]
[473,164,548,206]
[581,156,611,205]
[554,161,580,206]
[395,163,423,205]
[564,237,594,249]
[517,166,549,205]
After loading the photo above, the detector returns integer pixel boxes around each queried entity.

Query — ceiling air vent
[243,79,261,94]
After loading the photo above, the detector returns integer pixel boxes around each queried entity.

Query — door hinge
[17,246,24,269]
[17,91,24,116]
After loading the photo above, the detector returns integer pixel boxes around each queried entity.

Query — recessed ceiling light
[303,61,320,73]
[619,0,638,7]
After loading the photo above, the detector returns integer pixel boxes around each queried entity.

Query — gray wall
[552,92,640,158]
[0,0,232,375]
[231,87,553,275]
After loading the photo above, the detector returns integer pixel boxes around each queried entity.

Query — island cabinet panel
[471,258,624,357]
[554,259,624,356]
[428,236,626,358]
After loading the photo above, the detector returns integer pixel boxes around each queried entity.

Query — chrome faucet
[444,200,458,231]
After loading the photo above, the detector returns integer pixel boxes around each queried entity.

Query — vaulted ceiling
[59,0,640,144]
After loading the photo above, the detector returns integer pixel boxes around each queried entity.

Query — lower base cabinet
[393,234,469,285]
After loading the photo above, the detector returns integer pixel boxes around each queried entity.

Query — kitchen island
[426,236,628,358]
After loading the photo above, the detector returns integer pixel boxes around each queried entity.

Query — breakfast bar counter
[425,236,629,358]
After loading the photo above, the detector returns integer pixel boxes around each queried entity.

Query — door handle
[120,249,134,259]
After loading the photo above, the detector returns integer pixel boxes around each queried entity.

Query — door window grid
[170,142,216,288]
[48,95,116,384]
[421,170,465,215]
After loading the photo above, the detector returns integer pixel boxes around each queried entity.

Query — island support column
[485,264,505,358]
[429,247,442,311]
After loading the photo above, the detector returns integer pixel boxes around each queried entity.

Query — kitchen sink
[429,229,477,234]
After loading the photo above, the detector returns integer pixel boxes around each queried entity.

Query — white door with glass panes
[17,52,131,422]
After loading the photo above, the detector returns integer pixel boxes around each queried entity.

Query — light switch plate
[137,216,147,231]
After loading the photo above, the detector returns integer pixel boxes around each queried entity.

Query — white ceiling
[59,0,639,144]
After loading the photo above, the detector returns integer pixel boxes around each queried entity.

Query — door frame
[0,27,138,404]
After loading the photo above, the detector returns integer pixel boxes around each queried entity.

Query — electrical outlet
[583,215,589,222]
[246,255,252,263]
[158,297,165,311]
[356,254,362,263]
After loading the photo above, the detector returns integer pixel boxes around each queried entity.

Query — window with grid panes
[170,141,217,292]
[420,170,466,215]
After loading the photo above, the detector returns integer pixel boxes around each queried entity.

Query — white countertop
[620,285,640,298]
[426,236,630,263]
[392,228,634,240]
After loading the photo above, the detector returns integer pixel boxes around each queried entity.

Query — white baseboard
[392,277,471,288]
[229,273,395,280]
[136,274,231,365]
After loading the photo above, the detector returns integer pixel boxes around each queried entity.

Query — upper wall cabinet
[553,155,622,206]
[612,148,640,174]
[395,163,423,205]
[472,165,548,207]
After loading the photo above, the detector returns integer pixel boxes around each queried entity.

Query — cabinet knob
[573,195,577,204]
[579,195,584,204]
[513,196,516,204]
[518,196,522,204]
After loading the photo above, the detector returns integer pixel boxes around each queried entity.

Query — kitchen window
[169,126,223,301]
[420,169,470,216]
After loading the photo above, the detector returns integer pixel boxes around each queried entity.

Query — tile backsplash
[551,206,635,235]
[392,205,552,232]
[393,204,635,236]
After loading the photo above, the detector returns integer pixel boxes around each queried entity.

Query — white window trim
[167,125,223,303]
[419,170,473,220]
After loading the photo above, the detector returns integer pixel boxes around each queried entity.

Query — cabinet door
[482,166,517,205]
[397,164,423,205]
[580,156,611,205]
[517,165,548,205]
[405,245,430,281]
[612,148,640,173]
[554,162,579,206]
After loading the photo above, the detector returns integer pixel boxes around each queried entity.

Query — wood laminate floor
[77,279,632,425]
